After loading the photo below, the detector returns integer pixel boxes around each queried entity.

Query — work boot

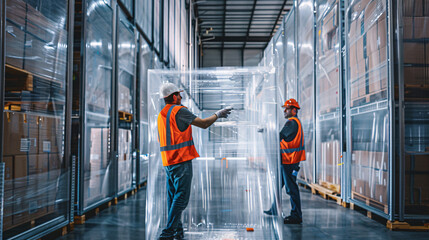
[263,208,277,216]
[174,229,185,239]
[158,236,174,240]
[283,216,302,224]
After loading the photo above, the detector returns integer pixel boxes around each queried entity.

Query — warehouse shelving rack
[1,0,75,239]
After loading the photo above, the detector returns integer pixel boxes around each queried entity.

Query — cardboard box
[349,43,358,80]
[323,4,338,35]
[3,112,39,156]
[375,184,387,204]
[4,189,13,230]
[38,116,62,154]
[364,0,378,32]
[14,155,28,189]
[403,0,424,16]
[368,69,381,93]
[358,78,367,98]
[4,156,13,191]
[353,179,366,195]
[414,17,429,39]
[5,23,25,69]
[366,24,378,54]
[356,37,365,61]
[353,0,371,16]
[351,80,359,100]
[349,19,359,41]
[26,5,57,43]
[24,34,56,80]
[378,13,387,50]
[404,43,425,64]
[368,48,380,71]
[403,17,414,39]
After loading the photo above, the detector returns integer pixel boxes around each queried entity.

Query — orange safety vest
[158,104,200,166]
[280,117,306,164]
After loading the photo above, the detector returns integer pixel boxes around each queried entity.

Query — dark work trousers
[269,162,302,219]
[160,160,193,238]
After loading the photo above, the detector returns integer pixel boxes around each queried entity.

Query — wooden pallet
[4,101,60,114]
[320,181,341,194]
[309,183,343,205]
[387,221,429,231]
[118,111,133,122]
[74,199,114,225]
[351,191,388,215]
[137,181,147,189]
[351,89,387,107]
[114,188,138,205]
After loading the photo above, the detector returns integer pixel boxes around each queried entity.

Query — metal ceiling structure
[194,0,293,50]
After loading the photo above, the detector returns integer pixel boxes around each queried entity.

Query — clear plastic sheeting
[116,9,136,194]
[284,9,297,100]
[315,0,342,189]
[119,0,133,17]
[138,36,152,184]
[135,0,153,41]
[400,0,429,216]
[3,0,70,237]
[297,0,315,184]
[346,0,390,213]
[82,0,114,210]
[146,68,283,239]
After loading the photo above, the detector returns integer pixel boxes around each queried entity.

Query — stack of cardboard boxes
[118,129,133,192]
[349,0,387,106]
[402,0,429,88]
[85,127,110,204]
[3,112,63,230]
[317,1,340,114]
[5,0,67,83]
[351,148,388,206]
[118,83,133,114]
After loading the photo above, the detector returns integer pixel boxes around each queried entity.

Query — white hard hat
[159,82,183,98]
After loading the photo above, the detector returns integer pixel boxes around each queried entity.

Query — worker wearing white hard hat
[157,82,232,240]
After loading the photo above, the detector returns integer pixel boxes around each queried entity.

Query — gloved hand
[215,107,232,118]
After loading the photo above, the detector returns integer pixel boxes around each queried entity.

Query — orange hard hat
[282,98,300,109]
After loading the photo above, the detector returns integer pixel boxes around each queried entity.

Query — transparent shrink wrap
[85,127,110,203]
[146,68,282,239]
[118,129,132,192]
[3,154,64,230]
[5,0,67,83]
[118,83,133,113]
[319,140,341,185]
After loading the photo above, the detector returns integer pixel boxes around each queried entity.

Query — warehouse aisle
[58,186,429,240]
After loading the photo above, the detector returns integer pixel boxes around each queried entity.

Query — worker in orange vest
[157,82,232,240]
[264,98,306,224]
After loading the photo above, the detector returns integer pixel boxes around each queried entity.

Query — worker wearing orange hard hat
[264,98,306,224]
[157,82,232,240]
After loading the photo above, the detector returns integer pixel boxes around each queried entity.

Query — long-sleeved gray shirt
[280,117,299,142]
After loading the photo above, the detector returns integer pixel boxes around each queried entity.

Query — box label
[43,141,51,153]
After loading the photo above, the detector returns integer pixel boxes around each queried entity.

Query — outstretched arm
[191,115,218,129]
